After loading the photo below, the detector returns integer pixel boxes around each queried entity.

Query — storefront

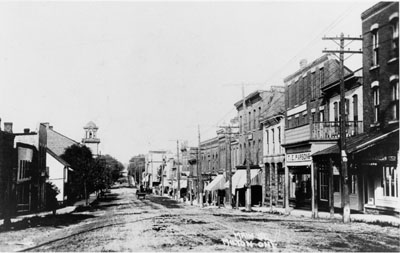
[264,156,285,207]
[313,129,399,215]
[286,150,312,209]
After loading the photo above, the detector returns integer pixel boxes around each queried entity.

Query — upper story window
[391,75,399,121]
[277,126,281,144]
[319,67,325,92]
[390,13,399,59]
[371,24,379,66]
[248,111,251,131]
[353,94,358,122]
[253,109,256,130]
[311,72,316,100]
[372,83,380,123]
[319,109,325,122]
[239,116,242,133]
[334,102,339,122]
[265,130,269,154]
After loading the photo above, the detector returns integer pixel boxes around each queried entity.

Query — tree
[61,144,93,206]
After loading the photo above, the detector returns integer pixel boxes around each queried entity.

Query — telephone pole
[176,140,181,200]
[323,32,362,223]
[219,125,239,208]
[197,125,204,207]
[242,85,252,212]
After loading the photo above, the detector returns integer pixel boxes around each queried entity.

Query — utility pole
[242,85,252,212]
[176,140,181,200]
[197,125,204,207]
[219,125,239,208]
[323,33,362,223]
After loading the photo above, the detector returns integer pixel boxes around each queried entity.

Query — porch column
[284,162,290,214]
[261,163,266,206]
[269,163,273,210]
[329,158,334,218]
[311,161,318,218]
[274,162,278,207]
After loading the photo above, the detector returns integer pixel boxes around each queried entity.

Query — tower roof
[84,121,98,129]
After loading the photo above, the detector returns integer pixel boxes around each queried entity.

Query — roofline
[47,147,70,167]
[48,128,79,145]
[283,54,331,83]
[361,2,395,20]
[233,90,268,108]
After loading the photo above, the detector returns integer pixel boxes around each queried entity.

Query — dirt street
[0,187,399,252]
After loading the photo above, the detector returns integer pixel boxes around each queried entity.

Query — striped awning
[224,169,262,194]
[204,175,226,192]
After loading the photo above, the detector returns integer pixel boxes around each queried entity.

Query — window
[239,116,242,133]
[333,175,340,193]
[271,128,275,154]
[353,95,358,122]
[248,111,251,131]
[265,130,269,155]
[373,87,380,122]
[319,110,325,122]
[334,102,339,122]
[390,15,399,58]
[319,172,329,201]
[345,98,350,122]
[319,67,325,92]
[299,77,305,103]
[392,79,399,120]
[383,166,398,197]
[349,174,358,194]
[253,109,256,130]
[372,28,379,66]
[277,126,281,144]
[311,73,316,99]
[296,81,300,105]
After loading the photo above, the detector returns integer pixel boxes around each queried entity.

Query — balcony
[311,121,363,140]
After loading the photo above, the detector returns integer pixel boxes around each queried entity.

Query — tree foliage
[61,145,125,204]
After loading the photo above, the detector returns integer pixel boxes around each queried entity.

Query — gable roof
[47,148,70,167]
[47,128,79,157]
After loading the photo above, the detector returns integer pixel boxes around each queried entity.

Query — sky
[0,0,377,164]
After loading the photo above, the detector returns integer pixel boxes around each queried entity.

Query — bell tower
[82,121,100,157]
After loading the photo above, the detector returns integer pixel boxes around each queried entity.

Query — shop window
[383,166,398,198]
[319,172,329,201]
[349,174,358,194]
[333,175,340,193]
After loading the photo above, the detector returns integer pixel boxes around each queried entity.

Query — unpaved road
[0,187,399,252]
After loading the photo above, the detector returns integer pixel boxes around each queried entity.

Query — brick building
[359,2,399,214]
[282,55,351,211]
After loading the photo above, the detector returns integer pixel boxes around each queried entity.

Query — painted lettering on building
[286,152,311,162]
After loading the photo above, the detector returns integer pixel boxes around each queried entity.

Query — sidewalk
[0,193,98,226]
[179,198,400,227]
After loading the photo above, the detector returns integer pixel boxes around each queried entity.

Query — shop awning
[172,180,188,189]
[224,169,262,194]
[313,128,399,157]
[204,175,226,192]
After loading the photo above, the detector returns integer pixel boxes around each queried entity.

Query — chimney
[4,122,13,133]
[24,128,30,134]
[42,122,50,129]
[300,59,308,69]
[49,126,53,130]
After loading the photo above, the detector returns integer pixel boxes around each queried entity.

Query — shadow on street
[0,213,95,232]
[146,195,183,209]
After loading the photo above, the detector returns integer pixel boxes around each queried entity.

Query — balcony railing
[311,121,363,140]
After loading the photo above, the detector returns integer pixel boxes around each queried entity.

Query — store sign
[286,152,311,162]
